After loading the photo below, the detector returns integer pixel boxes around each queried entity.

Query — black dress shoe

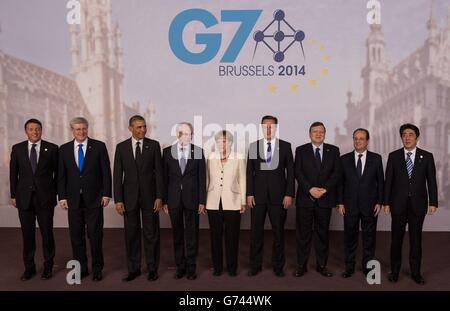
[294,266,307,277]
[341,269,355,278]
[41,269,53,280]
[274,270,285,277]
[21,269,36,281]
[174,270,186,279]
[187,272,197,280]
[122,270,141,282]
[316,266,333,277]
[212,270,222,276]
[388,272,399,283]
[412,274,425,285]
[147,271,158,281]
[247,267,262,277]
[93,271,103,282]
[228,271,237,277]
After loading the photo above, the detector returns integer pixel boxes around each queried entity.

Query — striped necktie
[406,152,413,178]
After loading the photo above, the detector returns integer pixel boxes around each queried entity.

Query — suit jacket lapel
[171,144,182,176]
[360,152,372,180]
[411,148,422,180]
[35,141,47,173]
[184,145,195,174]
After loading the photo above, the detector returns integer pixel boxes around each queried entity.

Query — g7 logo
[169,9,262,64]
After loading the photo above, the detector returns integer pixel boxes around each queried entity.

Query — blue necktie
[78,144,84,172]
[406,152,413,178]
[266,142,272,165]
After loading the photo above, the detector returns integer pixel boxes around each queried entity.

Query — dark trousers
[390,198,425,276]
[168,202,199,273]
[250,203,287,272]
[123,195,160,274]
[343,212,377,272]
[68,195,104,273]
[207,200,241,273]
[18,192,55,271]
[296,204,332,267]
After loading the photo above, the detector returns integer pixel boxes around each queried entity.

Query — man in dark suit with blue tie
[58,117,112,282]
[384,123,438,285]
[162,122,206,280]
[294,122,341,278]
[337,128,384,278]
[246,115,294,277]
[10,119,58,281]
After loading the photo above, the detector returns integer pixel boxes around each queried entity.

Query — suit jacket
[246,139,295,205]
[384,147,438,216]
[337,150,384,216]
[113,137,164,211]
[206,152,246,211]
[10,140,58,210]
[295,143,341,208]
[58,138,112,209]
[162,144,206,210]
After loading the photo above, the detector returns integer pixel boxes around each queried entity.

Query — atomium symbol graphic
[253,9,305,62]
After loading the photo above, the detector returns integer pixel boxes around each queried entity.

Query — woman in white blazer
[206,130,246,276]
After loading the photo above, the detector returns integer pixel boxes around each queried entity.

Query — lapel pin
[420,155,423,159]
[44,148,48,151]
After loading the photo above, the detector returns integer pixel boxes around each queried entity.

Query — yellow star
[308,79,317,86]
[267,84,277,93]
[319,45,325,51]
[321,68,329,76]
[289,84,298,92]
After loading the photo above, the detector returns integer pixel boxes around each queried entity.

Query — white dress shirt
[354,150,367,175]
[131,137,143,159]
[28,140,41,162]
[74,138,88,167]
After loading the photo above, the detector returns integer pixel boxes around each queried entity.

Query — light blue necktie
[406,152,413,178]
[78,144,84,172]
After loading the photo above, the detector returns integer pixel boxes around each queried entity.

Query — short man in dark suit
[246,115,294,277]
[337,128,384,278]
[10,119,58,281]
[58,117,112,282]
[294,121,341,277]
[114,115,164,282]
[384,123,438,285]
[162,122,206,280]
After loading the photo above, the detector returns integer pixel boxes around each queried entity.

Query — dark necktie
[266,142,272,164]
[356,153,363,178]
[315,147,321,169]
[30,144,37,174]
[135,141,143,166]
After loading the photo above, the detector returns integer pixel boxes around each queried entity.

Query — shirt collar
[264,138,276,145]
[404,147,416,156]
[75,138,88,147]
[312,143,323,151]
[132,137,143,145]
[28,140,41,147]
[177,142,190,151]
[354,150,367,157]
